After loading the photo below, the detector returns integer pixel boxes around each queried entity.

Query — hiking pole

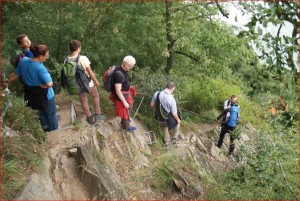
[132,95,145,120]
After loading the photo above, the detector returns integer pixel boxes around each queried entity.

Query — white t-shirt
[67,54,94,87]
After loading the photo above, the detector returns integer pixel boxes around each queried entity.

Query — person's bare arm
[86,66,99,86]
[115,83,129,108]
[172,112,181,124]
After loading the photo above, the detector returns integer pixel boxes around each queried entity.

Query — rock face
[13,109,254,200]
[14,158,60,200]
[14,116,155,200]
[74,145,129,200]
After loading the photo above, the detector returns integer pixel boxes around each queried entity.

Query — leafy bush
[181,78,239,112]
[2,93,45,199]
[205,121,299,200]
[3,93,46,141]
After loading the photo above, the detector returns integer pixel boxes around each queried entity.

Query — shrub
[2,93,45,199]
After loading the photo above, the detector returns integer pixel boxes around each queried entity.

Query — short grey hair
[123,55,136,66]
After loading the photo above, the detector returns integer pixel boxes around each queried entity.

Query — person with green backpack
[64,40,106,124]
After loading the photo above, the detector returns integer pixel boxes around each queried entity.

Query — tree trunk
[165,0,175,75]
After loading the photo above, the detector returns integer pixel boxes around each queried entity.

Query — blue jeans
[39,97,58,132]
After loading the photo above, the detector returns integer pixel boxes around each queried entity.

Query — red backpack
[103,66,117,92]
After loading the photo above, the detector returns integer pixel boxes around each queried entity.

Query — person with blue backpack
[216,95,240,155]
[221,95,238,123]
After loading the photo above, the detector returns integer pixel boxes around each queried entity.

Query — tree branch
[174,51,199,62]
[216,2,229,18]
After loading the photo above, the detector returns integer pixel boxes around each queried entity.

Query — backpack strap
[75,55,80,63]
[114,67,125,83]
[64,55,81,64]
[156,91,168,120]
[227,99,231,107]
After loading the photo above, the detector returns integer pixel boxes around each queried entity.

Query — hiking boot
[171,138,177,144]
[215,143,221,148]
[127,126,136,132]
[94,114,106,122]
[163,142,171,148]
[86,115,94,125]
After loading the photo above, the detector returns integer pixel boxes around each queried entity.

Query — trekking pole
[132,95,145,120]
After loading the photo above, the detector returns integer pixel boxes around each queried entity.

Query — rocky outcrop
[70,145,129,200]
[13,108,255,200]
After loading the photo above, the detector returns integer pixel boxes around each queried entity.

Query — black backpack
[154,92,169,122]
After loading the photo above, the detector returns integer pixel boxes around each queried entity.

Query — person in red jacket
[109,55,137,132]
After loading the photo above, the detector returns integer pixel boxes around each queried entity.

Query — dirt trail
[44,96,91,200]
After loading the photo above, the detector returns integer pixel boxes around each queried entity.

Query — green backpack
[61,55,90,95]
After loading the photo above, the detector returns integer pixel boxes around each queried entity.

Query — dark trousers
[217,125,235,155]
[121,118,130,129]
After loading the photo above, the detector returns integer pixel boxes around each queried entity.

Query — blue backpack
[226,104,240,127]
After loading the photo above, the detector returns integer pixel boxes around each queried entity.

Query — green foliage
[1,2,298,200]
[238,1,298,85]
[2,93,46,199]
[205,118,299,200]
[132,66,167,95]
[3,93,46,141]
[182,77,240,110]
[1,159,26,200]
[150,150,202,191]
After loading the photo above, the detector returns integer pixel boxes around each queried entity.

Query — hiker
[16,34,33,58]
[66,40,106,124]
[220,95,238,124]
[8,34,33,85]
[109,55,137,132]
[5,44,58,132]
[150,82,182,147]
[216,95,240,155]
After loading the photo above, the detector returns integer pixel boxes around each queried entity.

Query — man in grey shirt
[150,82,181,147]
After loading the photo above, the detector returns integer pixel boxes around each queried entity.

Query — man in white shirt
[67,40,106,124]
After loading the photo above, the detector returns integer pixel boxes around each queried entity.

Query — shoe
[163,142,172,148]
[127,126,136,132]
[94,114,106,122]
[171,138,177,144]
[86,115,94,125]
